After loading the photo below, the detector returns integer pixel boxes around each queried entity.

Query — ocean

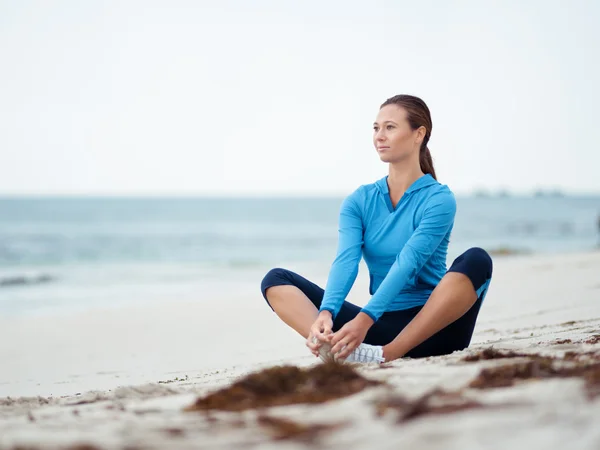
[1,196,599,317]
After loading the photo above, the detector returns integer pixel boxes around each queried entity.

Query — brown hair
[380,94,436,180]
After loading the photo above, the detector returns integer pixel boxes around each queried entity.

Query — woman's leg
[382,247,493,361]
[261,268,324,338]
[261,268,364,339]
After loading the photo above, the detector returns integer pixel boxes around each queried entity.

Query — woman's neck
[387,162,424,198]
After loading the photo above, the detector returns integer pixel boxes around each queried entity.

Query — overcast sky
[0,0,598,196]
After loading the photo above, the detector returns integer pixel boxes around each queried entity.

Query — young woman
[260,95,493,364]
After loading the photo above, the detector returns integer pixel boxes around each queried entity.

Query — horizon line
[1,190,599,199]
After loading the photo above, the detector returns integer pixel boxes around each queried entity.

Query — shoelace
[346,344,385,363]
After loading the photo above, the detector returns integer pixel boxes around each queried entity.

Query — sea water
[1,195,598,316]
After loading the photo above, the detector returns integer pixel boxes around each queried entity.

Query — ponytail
[419,145,437,180]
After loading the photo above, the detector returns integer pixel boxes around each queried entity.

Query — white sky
[0,0,598,196]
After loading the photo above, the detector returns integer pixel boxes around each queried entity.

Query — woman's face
[373,105,423,164]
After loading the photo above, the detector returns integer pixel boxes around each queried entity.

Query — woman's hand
[306,311,334,357]
[330,313,374,360]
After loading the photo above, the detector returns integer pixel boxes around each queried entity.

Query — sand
[1,250,600,449]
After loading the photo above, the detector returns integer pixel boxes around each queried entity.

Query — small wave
[0,274,56,288]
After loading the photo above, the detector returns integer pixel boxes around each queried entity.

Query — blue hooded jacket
[319,174,456,322]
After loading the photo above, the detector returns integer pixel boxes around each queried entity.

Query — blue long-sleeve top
[319,174,456,322]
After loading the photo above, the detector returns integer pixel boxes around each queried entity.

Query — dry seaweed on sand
[185,361,381,412]
[469,357,554,389]
[462,347,600,398]
[462,346,600,364]
[468,355,600,397]
[375,388,484,423]
[461,348,533,362]
[584,334,600,344]
[257,415,346,443]
[563,351,600,362]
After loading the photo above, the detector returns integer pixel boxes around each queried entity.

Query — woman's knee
[463,247,493,278]
[449,247,493,292]
[260,267,291,300]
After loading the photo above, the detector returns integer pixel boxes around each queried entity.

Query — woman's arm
[318,192,364,319]
[361,191,456,322]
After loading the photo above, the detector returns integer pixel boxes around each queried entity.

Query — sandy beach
[1,250,600,449]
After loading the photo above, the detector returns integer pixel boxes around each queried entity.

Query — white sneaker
[343,343,385,364]
[312,337,384,364]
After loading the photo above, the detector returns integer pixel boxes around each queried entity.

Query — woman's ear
[415,126,427,146]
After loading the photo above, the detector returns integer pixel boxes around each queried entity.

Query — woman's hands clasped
[306,311,374,360]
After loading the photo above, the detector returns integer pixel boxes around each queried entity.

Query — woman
[260,95,493,364]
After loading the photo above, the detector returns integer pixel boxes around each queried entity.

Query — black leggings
[261,247,493,358]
